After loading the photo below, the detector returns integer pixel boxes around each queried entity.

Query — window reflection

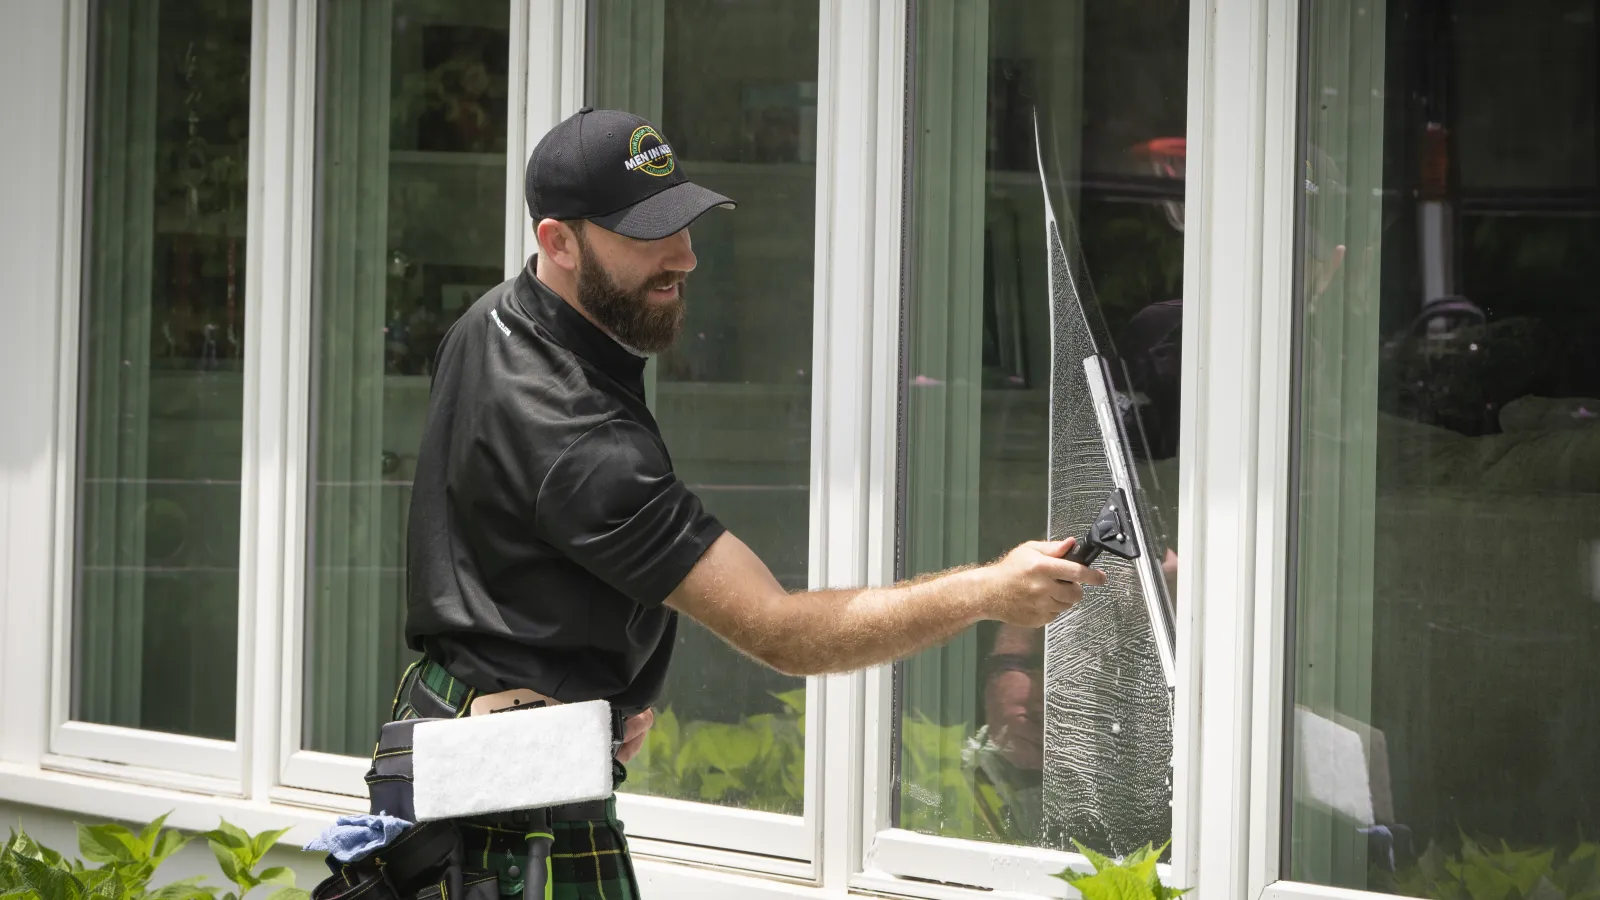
[72,0,252,740]
[1289,0,1600,891]
[898,0,1187,850]
[588,0,818,817]
[303,0,510,757]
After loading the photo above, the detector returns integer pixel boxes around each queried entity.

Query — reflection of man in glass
[970,142,1349,840]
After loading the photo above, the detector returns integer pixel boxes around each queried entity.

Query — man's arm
[665,532,1107,677]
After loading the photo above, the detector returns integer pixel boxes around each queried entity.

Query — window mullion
[241,0,311,801]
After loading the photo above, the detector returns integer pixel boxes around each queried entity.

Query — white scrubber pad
[411,700,614,821]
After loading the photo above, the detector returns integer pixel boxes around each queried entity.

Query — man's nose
[661,228,696,273]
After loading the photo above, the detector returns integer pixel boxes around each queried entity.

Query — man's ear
[536,219,582,271]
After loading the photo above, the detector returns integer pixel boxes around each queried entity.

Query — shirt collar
[511,258,648,387]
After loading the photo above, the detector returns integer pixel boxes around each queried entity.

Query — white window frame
[848,0,1208,894]
[276,0,826,879]
[30,0,307,793]
[0,0,1332,898]
[1176,5,1316,900]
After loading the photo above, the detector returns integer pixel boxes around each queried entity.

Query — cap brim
[589,181,736,240]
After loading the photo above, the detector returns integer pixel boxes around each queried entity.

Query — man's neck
[532,254,646,358]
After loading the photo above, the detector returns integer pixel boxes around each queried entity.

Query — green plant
[897,714,1009,842]
[1376,836,1600,900]
[626,693,1019,840]
[628,689,807,815]
[0,815,310,900]
[1055,840,1190,900]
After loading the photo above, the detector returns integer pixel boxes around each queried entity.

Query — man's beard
[575,241,686,355]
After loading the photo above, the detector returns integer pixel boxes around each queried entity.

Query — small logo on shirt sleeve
[489,308,512,336]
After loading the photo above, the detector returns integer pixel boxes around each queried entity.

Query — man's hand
[616,708,655,764]
[975,538,1108,628]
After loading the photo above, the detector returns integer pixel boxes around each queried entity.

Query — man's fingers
[1024,537,1076,558]
[623,708,655,744]
[616,709,656,763]
[616,732,646,763]
[1035,555,1107,587]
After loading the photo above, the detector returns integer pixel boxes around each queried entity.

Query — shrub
[0,814,310,900]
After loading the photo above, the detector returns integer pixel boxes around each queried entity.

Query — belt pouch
[366,717,433,822]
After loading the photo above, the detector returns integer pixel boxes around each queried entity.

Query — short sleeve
[533,418,726,606]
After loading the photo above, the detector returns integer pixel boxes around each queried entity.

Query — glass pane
[1287,0,1600,891]
[587,0,818,816]
[71,0,252,740]
[896,0,1187,853]
[302,0,510,756]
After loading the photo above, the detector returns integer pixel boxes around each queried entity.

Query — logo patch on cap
[624,125,675,177]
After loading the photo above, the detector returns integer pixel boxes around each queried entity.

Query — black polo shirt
[404,260,725,712]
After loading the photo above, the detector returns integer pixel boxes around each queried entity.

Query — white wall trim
[618,794,811,868]
[1261,881,1394,900]
[0,0,77,772]
[808,0,887,887]
[1169,0,1213,883]
[48,723,237,782]
[32,0,248,784]
[1175,2,1303,900]
[867,829,1087,898]
[244,0,314,807]
[0,766,826,899]
[855,0,908,874]
[1245,0,1305,893]
[519,0,586,263]
[271,0,320,797]
[44,0,91,770]
[503,0,532,278]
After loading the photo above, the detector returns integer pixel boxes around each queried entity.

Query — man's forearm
[745,565,989,676]
[668,531,1095,677]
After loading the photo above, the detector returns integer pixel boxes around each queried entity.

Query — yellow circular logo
[627,125,676,177]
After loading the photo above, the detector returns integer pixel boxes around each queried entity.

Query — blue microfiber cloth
[304,813,413,863]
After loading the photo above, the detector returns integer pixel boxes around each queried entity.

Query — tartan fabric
[383,659,641,900]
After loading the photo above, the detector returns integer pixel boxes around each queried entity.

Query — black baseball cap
[525,107,736,240]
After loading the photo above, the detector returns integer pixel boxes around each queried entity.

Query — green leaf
[149,831,193,870]
[771,690,806,716]
[206,825,249,855]
[1460,856,1519,900]
[1054,865,1094,885]
[7,833,52,868]
[7,851,84,900]
[146,877,217,900]
[1072,839,1117,875]
[77,868,125,900]
[248,832,290,866]
[253,870,293,890]
[137,817,171,856]
[263,889,308,900]
[77,827,137,867]
[1070,867,1159,900]
[207,844,244,890]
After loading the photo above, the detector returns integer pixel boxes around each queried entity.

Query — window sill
[0,763,1042,900]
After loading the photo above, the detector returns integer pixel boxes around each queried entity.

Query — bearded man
[393,108,1106,899]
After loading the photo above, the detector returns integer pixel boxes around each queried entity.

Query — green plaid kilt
[386,660,642,900]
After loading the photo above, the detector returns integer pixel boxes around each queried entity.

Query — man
[392,108,1106,899]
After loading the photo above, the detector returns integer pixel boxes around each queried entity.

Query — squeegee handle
[523,811,555,900]
[1065,538,1100,566]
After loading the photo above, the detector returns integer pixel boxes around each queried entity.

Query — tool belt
[308,660,623,900]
